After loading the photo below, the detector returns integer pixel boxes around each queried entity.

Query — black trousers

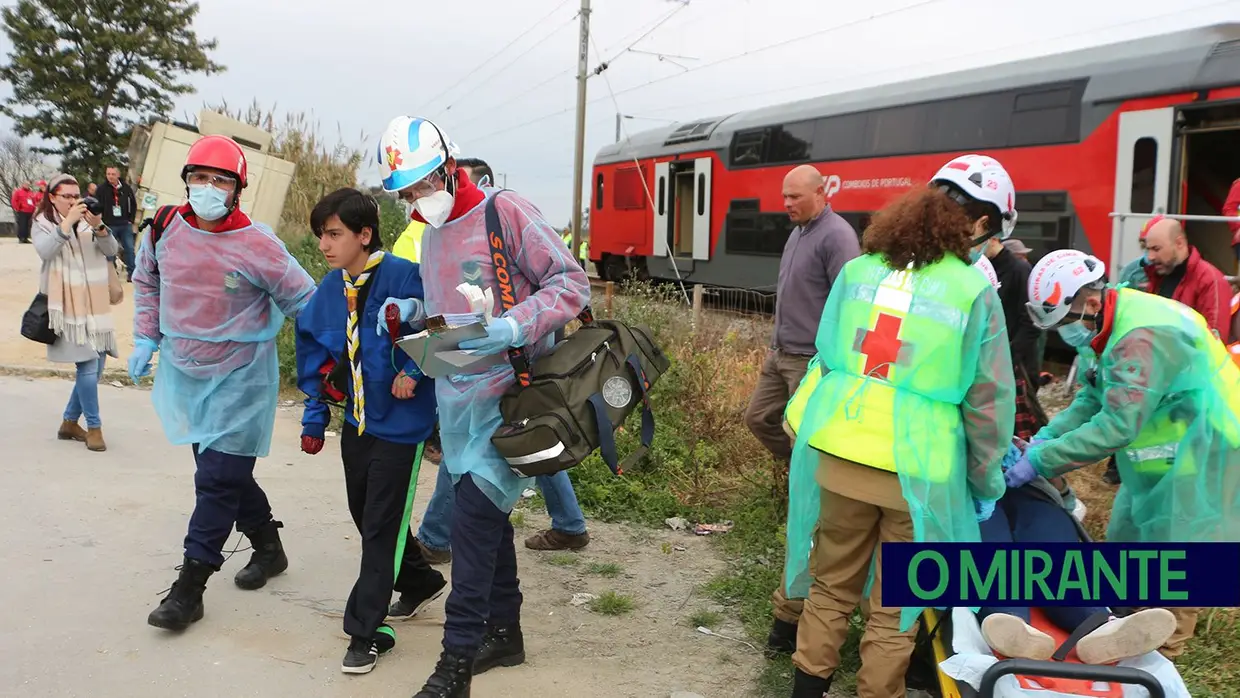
[442,473,523,655]
[340,422,437,640]
[15,212,31,242]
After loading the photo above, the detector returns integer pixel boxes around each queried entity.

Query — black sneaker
[388,573,447,620]
[341,627,395,675]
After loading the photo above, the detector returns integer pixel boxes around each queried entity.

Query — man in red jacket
[1143,216,1232,342]
[9,181,36,243]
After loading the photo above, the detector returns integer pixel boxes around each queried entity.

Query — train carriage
[589,22,1240,293]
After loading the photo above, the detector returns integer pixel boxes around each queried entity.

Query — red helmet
[181,135,248,188]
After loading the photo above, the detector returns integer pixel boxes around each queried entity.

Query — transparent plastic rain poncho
[1030,287,1240,543]
[131,212,317,457]
[783,254,1015,632]
[418,188,590,513]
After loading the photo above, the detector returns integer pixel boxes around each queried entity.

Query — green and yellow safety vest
[785,253,991,482]
[1105,288,1240,475]
[392,220,425,263]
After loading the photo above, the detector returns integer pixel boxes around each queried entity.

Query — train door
[1110,107,1175,280]
[1174,101,1240,274]
[652,158,712,269]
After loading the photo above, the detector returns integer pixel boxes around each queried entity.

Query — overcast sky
[3,0,1239,223]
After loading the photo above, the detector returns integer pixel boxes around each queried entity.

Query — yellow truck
[125,110,296,231]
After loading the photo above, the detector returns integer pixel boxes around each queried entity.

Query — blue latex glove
[458,316,519,356]
[127,338,158,384]
[376,297,423,336]
[974,497,998,522]
[1004,452,1039,488]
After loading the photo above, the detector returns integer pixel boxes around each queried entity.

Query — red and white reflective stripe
[1231,293,1239,317]
[1229,343,1240,359]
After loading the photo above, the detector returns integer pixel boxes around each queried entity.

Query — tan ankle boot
[86,427,106,452]
[58,419,87,442]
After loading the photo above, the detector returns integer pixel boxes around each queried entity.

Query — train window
[725,211,793,256]
[1130,137,1158,214]
[595,173,604,210]
[1007,85,1080,147]
[658,176,666,216]
[867,105,926,156]
[766,121,814,163]
[731,128,770,166]
[812,113,869,161]
[613,166,646,210]
[1014,192,1069,213]
[923,93,1012,152]
[697,174,706,216]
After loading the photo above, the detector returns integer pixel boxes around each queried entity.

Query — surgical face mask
[414,189,454,228]
[188,184,230,222]
[969,246,984,263]
[1057,321,1096,349]
[402,200,416,219]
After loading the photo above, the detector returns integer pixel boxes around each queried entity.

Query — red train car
[588,22,1240,291]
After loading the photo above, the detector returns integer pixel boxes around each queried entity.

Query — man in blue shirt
[295,188,445,675]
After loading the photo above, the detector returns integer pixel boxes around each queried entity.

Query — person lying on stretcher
[974,441,1177,664]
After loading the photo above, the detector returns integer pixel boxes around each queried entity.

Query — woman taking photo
[32,173,118,452]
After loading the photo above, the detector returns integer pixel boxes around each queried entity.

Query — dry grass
[205,99,364,240]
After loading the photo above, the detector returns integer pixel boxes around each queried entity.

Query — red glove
[301,435,324,454]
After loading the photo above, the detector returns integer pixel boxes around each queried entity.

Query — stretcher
[903,490,1193,698]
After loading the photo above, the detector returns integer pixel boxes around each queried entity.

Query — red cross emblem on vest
[860,313,906,379]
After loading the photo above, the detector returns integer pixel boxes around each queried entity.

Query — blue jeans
[106,222,135,276]
[978,487,1107,632]
[417,464,587,552]
[64,353,106,429]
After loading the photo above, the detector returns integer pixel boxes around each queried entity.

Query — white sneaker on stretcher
[981,608,1177,665]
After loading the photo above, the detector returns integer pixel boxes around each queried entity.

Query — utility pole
[570,0,591,261]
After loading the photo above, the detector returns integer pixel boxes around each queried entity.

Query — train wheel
[601,254,628,282]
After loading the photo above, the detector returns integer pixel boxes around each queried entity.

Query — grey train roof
[594,22,1240,166]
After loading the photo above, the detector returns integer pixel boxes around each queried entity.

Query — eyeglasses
[186,171,237,190]
[57,193,80,201]
[398,172,444,201]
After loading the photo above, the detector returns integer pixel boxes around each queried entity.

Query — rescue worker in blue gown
[373,116,590,697]
[129,135,318,631]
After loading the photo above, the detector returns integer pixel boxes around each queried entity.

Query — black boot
[234,520,288,590]
[413,649,472,697]
[791,668,833,697]
[473,623,525,675]
[147,557,215,631]
[766,618,798,658]
[1103,456,1121,486]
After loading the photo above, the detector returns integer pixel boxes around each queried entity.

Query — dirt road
[0,235,760,697]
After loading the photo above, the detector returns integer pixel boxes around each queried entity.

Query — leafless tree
[0,132,44,205]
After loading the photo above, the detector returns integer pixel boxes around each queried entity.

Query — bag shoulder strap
[484,190,597,387]
[146,204,181,275]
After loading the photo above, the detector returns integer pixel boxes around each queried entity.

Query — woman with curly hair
[780,155,1017,697]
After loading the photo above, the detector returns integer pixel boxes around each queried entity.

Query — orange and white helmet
[1026,249,1107,329]
[974,255,1001,290]
[930,154,1018,240]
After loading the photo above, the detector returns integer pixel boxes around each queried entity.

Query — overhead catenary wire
[467,0,948,145]
[414,0,577,116]
[451,1,691,134]
[437,12,582,116]
[588,30,692,307]
[622,0,1240,120]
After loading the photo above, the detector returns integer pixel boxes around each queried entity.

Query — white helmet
[377,116,461,193]
[974,255,1001,290]
[930,154,1019,240]
[1026,249,1107,329]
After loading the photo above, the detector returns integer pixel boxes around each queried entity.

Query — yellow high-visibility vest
[392,220,425,263]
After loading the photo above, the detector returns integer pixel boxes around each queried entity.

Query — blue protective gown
[418,188,590,512]
[132,211,316,457]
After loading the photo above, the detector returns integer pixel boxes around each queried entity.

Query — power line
[415,0,576,115]
[438,12,581,116]
[467,0,947,144]
[599,0,690,66]
[615,0,1240,121]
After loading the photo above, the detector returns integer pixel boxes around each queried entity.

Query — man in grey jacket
[743,164,860,657]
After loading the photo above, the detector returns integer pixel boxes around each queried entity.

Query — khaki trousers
[745,349,811,624]
[792,487,918,698]
[1144,607,1199,659]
